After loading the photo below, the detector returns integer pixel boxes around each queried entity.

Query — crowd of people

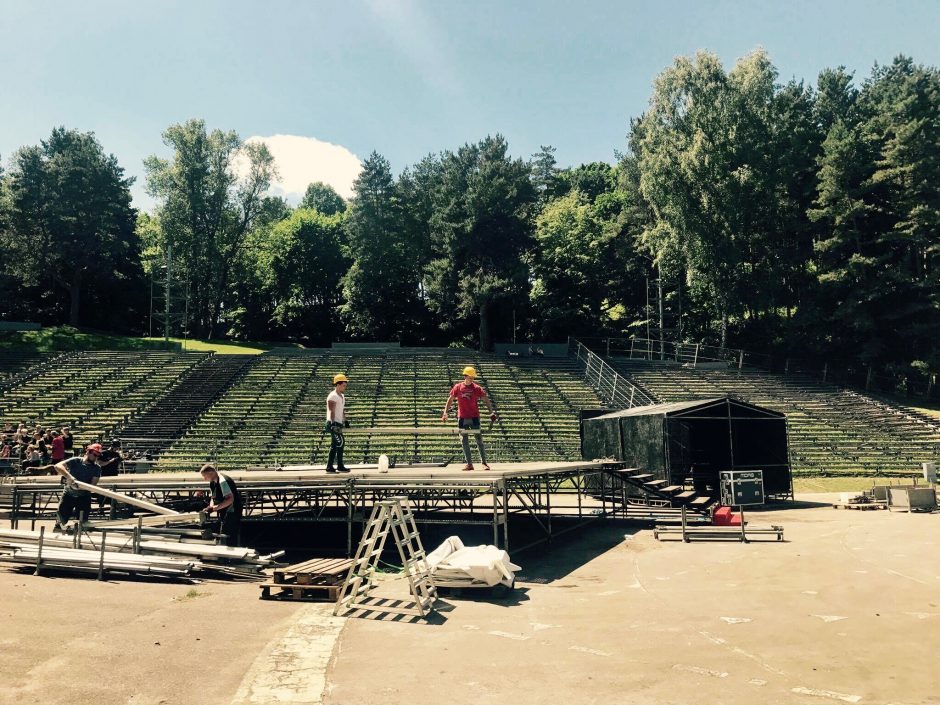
[1,423,75,468]
[0,423,126,474]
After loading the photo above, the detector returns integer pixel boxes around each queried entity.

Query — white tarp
[425,536,521,588]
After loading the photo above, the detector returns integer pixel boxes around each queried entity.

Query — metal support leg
[34,526,45,576]
[502,481,510,552]
[97,530,108,580]
[577,471,583,519]
[492,482,499,546]
[346,482,354,558]
[544,476,552,542]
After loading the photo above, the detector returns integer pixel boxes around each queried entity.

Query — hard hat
[462,366,477,378]
[333,373,349,384]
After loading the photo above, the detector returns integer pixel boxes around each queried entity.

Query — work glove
[344,419,350,428]
[490,413,498,422]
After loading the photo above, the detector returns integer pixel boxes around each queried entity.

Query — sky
[1,0,939,210]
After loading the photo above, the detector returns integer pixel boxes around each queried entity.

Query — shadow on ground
[512,520,638,583]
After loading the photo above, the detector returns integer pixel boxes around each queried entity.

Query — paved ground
[1,494,938,705]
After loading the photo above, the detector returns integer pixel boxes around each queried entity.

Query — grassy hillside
[0,326,304,355]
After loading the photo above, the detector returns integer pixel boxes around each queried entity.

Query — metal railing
[577,336,939,402]
[568,339,656,409]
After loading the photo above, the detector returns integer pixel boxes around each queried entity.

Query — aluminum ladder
[333,497,437,618]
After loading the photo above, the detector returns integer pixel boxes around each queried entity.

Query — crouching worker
[53,443,103,529]
[200,463,242,547]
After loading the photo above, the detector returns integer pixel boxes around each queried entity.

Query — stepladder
[333,497,438,618]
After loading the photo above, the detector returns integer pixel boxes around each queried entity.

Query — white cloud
[241,134,362,201]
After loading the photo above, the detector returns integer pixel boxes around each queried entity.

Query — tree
[530,145,560,204]
[253,208,347,343]
[529,192,611,337]
[340,152,426,341]
[424,135,536,350]
[144,119,276,338]
[5,127,140,327]
[810,57,940,364]
[300,182,346,215]
[634,49,784,347]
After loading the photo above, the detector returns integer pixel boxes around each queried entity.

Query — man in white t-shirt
[325,373,350,473]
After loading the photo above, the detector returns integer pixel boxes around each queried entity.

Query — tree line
[0,49,937,378]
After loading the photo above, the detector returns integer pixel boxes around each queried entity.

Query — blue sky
[2,0,938,209]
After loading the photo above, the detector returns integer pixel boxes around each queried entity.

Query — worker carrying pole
[441,366,498,471]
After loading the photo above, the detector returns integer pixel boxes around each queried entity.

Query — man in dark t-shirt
[53,443,103,528]
[200,463,242,547]
[98,440,123,477]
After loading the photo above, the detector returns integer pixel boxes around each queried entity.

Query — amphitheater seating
[0,351,208,447]
[153,349,606,469]
[118,354,252,453]
[608,358,940,476]
[0,350,53,383]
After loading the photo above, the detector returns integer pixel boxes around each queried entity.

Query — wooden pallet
[831,502,886,511]
[260,557,354,602]
[273,558,353,586]
[259,582,341,602]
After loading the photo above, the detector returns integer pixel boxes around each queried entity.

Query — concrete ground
[1,494,938,705]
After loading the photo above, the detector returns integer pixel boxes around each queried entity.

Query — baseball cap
[86,443,104,454]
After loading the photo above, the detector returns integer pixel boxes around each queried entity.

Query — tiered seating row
[156,350,605,469]
[610,359,940,476]
[0,351,208,446]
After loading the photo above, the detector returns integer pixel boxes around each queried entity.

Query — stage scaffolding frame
[3,462,628,555]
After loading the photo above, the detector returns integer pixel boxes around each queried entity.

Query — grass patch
[0,327,178,352]
[792,476,922,493]
[0,326,309,355]
[141,337,308,355]
[174,588,210,602]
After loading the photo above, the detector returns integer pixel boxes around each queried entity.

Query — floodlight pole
[164,243,172,343]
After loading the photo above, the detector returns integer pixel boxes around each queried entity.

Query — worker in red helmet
[53,443,103,529]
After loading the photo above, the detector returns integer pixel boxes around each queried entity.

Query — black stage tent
[582,397,792,499]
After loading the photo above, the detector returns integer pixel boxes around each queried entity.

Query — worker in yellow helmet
[441,365,498,471]
[325,373,350,473]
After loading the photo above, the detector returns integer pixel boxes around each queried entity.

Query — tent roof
[591,396,784,419]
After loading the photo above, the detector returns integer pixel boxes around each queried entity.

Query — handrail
[568,338,656,409]
[578,336,938,401]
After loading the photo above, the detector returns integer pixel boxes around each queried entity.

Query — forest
[1,49,937,382]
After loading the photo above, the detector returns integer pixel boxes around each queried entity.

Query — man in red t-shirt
[441,366,498,471]
[50,431,66,463]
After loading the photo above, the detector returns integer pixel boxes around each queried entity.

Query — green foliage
[300,182,346,215]
[143,119,277,338]
[423,135,536,350]
[254,208,347,344]
[341,152,426,341]
[0,49,937,377]
[4,128,141,328]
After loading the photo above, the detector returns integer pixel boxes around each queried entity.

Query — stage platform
[2,461,639,553]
